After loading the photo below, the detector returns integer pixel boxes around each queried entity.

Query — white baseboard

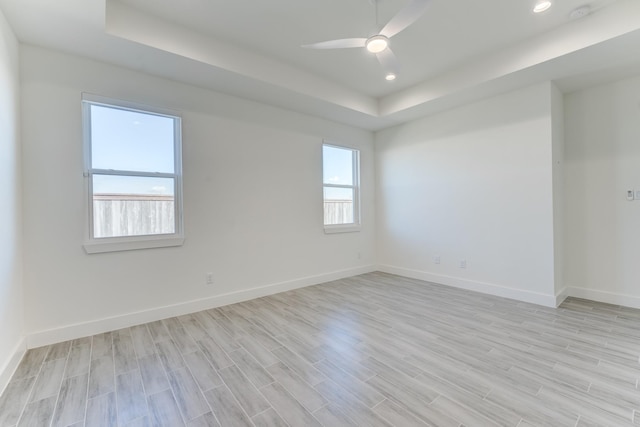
[378,265,557,307]
[0,336,27,396]
[555,287,569,307]
[25,265,640,351]
[566,287,640,310]
[27,265,376,348]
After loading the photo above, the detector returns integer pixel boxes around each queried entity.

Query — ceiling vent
[570,6,591,20]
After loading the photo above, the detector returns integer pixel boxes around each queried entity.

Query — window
[323,143,360,233]
[82,95,184,253]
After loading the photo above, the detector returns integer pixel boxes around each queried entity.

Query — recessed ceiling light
[366,35,389,54]
[385,73,396,81]
[533,0,552,13]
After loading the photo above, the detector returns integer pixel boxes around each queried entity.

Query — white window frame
[322,142,361,234]
[82,94,184,254]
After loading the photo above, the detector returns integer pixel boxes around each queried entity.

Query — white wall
[565,75,640,308]
[0,10,25,390]
[376,83,559,306]
[20,46,375,346]
[551,83,565,301]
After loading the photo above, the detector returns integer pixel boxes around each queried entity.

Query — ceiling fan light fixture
[366,35,389,53]
[385,73,397,81]
[533,0,552,13]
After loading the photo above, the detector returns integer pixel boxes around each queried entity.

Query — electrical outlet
[206,273,213,285]
[460,260,467,269]
[433,255,441,264]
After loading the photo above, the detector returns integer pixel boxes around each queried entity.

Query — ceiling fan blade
[380,0,431,38]
[301,38,367,49]
[376,47,400,74]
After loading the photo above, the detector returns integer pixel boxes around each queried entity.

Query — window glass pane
[323,145,353,185]
[90,104,175,173]
[324,186,354,225]
[92,175,175,238]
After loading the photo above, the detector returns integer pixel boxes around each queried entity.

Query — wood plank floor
[1,272,640,426]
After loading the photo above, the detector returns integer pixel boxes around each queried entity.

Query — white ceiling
[115,0,618,96]
[2,0,640,130]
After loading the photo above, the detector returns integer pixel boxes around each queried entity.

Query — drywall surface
[565,75,640,308]
[20,46,375,344]
[0,9,24,389]
[376,83,557,305]
[551,82,565,302]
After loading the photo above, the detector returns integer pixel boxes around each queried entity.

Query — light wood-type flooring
[1,272,640,426]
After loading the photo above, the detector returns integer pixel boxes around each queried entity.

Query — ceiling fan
[302,0,432,80]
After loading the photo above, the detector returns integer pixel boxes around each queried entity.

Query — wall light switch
[627,190,634,201]
[635,191,640,200]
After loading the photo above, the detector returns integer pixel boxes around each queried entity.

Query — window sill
[324,224,361,234]
[83,235,184,254]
